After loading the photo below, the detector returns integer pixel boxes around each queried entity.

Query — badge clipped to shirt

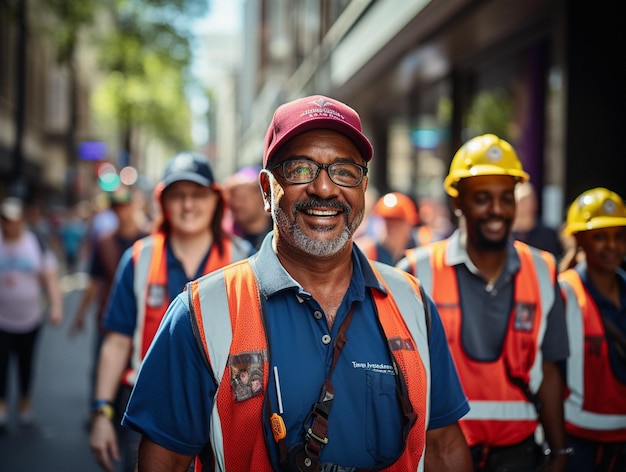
[146,284,166,307]
[513,302,535,331]
[229,351,267,402]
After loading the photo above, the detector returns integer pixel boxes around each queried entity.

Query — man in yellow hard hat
[558,187,626,471]
[398,134,571,471]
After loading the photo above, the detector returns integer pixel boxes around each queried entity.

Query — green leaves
[39,0,210,151]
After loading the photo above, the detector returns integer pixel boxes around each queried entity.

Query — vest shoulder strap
[370,261,431,341]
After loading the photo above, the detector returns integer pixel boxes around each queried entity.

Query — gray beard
[270,194,364,258]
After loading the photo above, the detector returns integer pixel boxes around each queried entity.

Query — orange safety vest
[407,239,554,447]
[188,259,430,471]
[559,269,626,442]
[122,232,239,386]
[415,225,434,247]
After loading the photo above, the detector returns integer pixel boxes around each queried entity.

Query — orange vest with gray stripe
[559,269,626,442]
[187,258,431,471]
[122,232,246,386]
[405,239,554,447]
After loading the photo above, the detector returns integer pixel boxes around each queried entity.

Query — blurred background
[1,0,625,469]
[1,0,625,226]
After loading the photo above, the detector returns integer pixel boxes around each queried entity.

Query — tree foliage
[40,0,211,153]
[465,88,513,140]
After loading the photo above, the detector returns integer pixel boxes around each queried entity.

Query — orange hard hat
[373,192,419,225]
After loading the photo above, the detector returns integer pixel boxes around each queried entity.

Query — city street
[0,273,101,472]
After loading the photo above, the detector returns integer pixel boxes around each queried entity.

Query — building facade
[236,0,625,228]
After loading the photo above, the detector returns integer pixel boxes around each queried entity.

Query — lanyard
[275,306,355,471]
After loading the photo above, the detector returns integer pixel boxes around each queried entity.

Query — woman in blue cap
[89,152,253,472]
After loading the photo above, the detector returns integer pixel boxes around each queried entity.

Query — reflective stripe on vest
[188,257,431,472]
[124,233,241,386]
[559,270,626,442]
[410,240,554,447]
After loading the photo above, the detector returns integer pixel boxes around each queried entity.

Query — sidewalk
[0,272,101,472]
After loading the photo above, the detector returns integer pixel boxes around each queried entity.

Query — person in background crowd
[558,187,626,471]
[70,186,150,400]
[0,197,63,429]
[89,153,253,472]
[122,95,472,471]
[89,194,121,244]
[398,134,570,471]
[357,191,419,265]
[415,196,455,246]
[58,201,90,273]
[223,165,273,251]
[512,181,563,258]
[352,183,385,249]
[24,199,60,255]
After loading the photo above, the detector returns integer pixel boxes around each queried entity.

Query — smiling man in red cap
[123,95,472,472]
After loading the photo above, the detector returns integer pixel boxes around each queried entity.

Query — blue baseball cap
[161,152,219,190]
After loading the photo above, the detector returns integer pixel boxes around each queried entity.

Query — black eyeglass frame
[270,158,368,188]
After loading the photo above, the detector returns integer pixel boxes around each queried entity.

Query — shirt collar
[249,232,384,300]
[446,229,521,277]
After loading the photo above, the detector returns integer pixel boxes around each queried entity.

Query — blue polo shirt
[123,233,469,469]
[102,236,213,336]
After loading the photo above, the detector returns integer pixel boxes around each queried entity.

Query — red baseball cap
[263,95,373,168]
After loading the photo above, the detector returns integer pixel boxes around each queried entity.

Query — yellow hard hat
[564,187,626,236]
[443,134,529,197]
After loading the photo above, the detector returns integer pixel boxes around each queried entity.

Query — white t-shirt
[0,230,57,332]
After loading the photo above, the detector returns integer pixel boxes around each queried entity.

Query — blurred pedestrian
[224,165,272,250]
[70,186,149,399]
[0,197,63,429]
[88,152,253,472]
[397,134,571,471]
[24,198,59,255]
[558,187,626,471]
[356,191,419,265]
[58,201,90,273]
[122,95,471,471]
[512,181,563,258]
[415,196,455,246]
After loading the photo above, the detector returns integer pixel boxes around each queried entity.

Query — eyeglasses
[271,158,368,187]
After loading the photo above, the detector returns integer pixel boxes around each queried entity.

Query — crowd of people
[0,94,624,472]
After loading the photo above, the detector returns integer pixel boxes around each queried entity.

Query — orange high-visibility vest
[123,232,245,386]
[188,258,430,471]
[407,239,554,447]
[559,269,626,442]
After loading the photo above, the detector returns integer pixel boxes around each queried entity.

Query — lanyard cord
[303,306,355,461]
[274,306,355,470]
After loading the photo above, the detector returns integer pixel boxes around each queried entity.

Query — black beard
[476,220,511,251]
[475,234,509,250]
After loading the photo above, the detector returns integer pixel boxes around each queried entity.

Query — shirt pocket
[365,369,402,462]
